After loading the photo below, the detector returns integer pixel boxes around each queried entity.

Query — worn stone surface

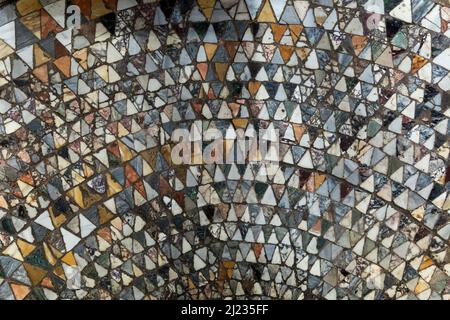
[0,0,448,300]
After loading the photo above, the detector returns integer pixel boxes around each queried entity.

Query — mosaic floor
[0,0,449,300]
